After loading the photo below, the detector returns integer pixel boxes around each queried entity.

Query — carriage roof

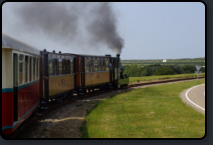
[63,53,111,58]
[2,33,41,56]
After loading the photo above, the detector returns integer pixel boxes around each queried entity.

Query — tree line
[123,63,205,77]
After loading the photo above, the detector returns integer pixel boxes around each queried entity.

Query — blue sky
[2,2,205,60]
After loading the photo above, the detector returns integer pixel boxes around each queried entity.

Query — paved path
[179,84,205,115]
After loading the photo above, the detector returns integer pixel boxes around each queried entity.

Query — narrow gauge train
[2,33,129,135]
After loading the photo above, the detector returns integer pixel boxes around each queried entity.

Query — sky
[2,2,205,60]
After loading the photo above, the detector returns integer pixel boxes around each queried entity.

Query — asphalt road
[179,84,205,115]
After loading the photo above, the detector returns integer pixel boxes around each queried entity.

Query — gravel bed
[16,93,114,138]
[16,100,80,138]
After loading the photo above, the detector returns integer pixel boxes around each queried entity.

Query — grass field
[80,79,205,138]
[129,73,205,82]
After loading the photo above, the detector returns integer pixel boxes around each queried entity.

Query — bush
[123,63,145,77]
[200,67,205,73]
[182,65,196,74]
[168,65,182,74]
[153,67,175,75]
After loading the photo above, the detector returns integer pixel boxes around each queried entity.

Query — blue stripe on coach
[2,80,39,93]
[2,88,13,93]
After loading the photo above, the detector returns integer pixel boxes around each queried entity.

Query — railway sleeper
[79,88,84,92]
[109,85,114,88]
[72,89,77,93]
[90,88,95,93]
[41,107,48,110]
[71,94,78,99]
[79,93,84,96]
[38,105,48,113]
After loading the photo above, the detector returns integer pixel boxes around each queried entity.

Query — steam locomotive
[2,33,129,135]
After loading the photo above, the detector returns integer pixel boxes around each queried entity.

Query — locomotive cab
[112,54,129,88]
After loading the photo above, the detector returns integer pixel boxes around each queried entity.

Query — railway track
[4,76,205,139]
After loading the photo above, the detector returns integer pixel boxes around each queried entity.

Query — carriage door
[76,56,81,88]
[13,53,18,121]
[43,54,49,102]
[81,57,85,87]
[73,57,77,88]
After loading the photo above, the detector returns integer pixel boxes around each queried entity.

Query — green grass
[129,73,205,82]
[80,79,205,138]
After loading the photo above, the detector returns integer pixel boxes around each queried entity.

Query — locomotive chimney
[53,50,55,53]
[116,53,120,58]
[43,49,47,52]
[59,51,61,54]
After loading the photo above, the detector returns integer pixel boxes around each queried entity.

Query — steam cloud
[13,2,124,54]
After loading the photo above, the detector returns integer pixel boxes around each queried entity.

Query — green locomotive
[112,54,129,88]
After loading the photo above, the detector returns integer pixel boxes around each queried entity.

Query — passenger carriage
[74,54,112,92]
[64,53,128,92]
[41,51,114,100]
[40,50,77,103]
[2,34,41,135]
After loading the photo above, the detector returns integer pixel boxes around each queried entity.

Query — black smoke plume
[13,2,124,54]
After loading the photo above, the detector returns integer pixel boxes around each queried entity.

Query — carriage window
[106,60,109,71]
[19,62,24,85]
[85,59,89,72]
[79,57,81,72]
[103,60,106,71]
[70,59,73,74]
[33,57,36,80]
[59,59,62,75]
[49,59,53,76]
[94,60,98,72]
[66,60,70,74]
[99,60,102,71]
[19,54,24,61]
[102,60,104,71]
[37,58,39,79]
[53,59,58,75]
[101,59,104,71]
[92,59,95,72]
[25,56,28,83]
[65,60,67,74]
[29,57,32,81]
[34,58,37,80]
[35,58,38,80]
[97,59,100,71]
[90,59,92,72]
[89,59,92,72]
[62,60,66,74]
